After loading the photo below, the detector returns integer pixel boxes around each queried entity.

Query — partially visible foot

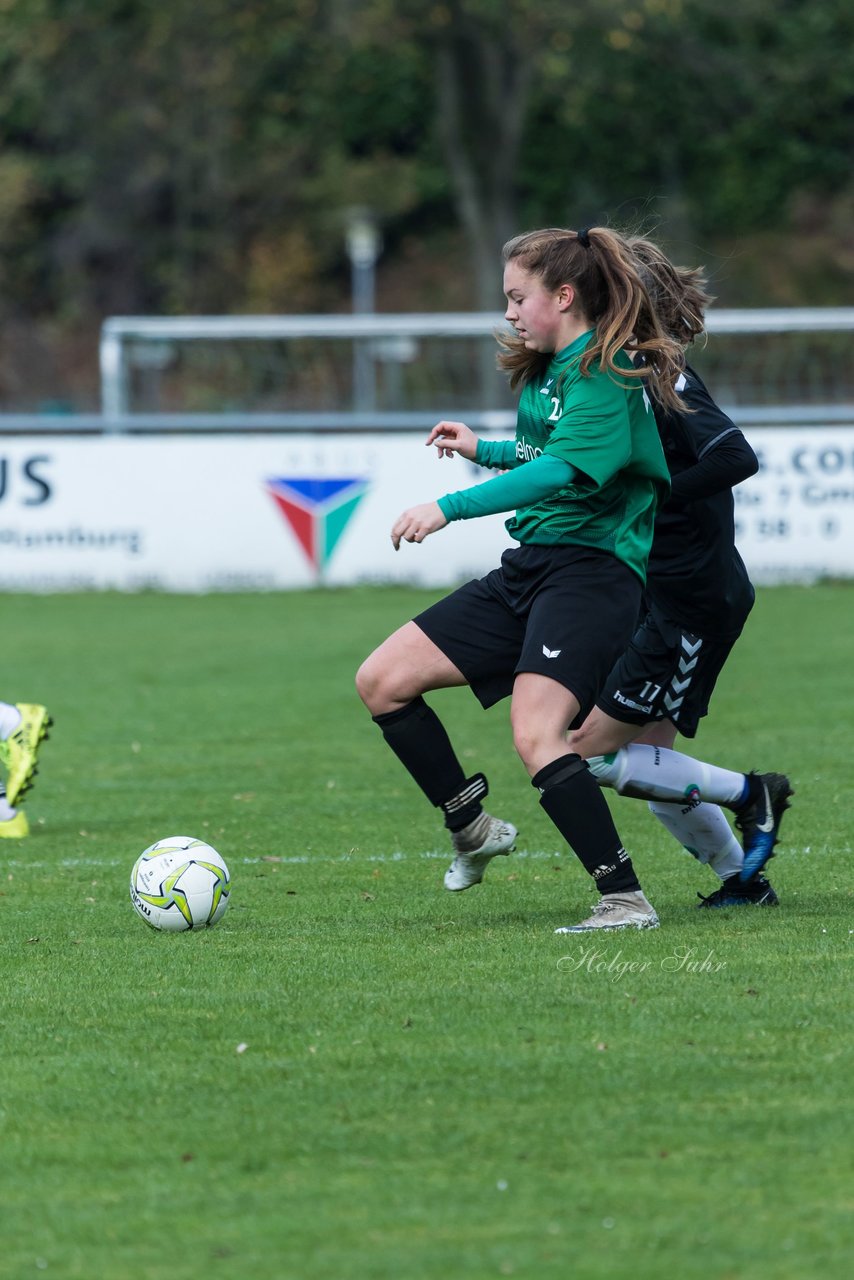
[0,703,52,806]
[735,772,793,881]
[443,813,517,891]
[697,873,779,908]
[554,889,659,933]
[0,810,30,838]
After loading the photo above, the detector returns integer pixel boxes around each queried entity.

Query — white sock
[0,702,21,739]
[0,782,15,821]
[648,800,743,881]
[588,744,748,808]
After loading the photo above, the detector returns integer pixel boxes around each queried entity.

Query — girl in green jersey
[357,227,685,933]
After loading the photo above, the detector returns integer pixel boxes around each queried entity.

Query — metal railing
[2,309,853,434]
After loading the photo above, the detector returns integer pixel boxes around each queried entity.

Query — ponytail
[627,235,713,347]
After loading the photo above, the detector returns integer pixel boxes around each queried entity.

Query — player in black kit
[569,238,792,908]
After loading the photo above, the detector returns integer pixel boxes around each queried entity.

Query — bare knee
[510,674,579,776]
[356,621,466,716]
[355,635,430,715]
[355,650,400,715]
[511,716,567,778]
[570,711,638,760]
[567,719,600,759]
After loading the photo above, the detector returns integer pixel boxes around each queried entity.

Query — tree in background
[0,0,851,404]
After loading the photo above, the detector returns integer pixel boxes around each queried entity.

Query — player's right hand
[391,501,448,550]
[426,419,478,461]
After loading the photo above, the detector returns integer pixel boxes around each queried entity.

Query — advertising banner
[733,429,854,580]
[0,427,851,591]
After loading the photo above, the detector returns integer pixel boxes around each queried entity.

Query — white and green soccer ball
[130,836,231,932]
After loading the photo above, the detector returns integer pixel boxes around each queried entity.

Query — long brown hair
[627,236,713,346]
[496,226,686,412]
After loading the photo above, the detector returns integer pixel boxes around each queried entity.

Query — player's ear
[557,284,575,311]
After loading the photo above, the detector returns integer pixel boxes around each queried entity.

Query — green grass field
[1,585,851,1280]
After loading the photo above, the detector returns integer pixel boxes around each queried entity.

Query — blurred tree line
[0,0,851,406]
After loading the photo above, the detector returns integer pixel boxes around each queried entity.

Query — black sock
[740,773,762,809]
[372,698,485,831]
[533,753,641,895]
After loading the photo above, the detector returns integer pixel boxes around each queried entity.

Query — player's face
[503,261,567,353]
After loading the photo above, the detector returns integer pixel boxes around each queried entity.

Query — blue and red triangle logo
[266,477,369,573]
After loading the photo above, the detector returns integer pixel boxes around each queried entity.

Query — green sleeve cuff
[475,438,519,469]
[437,494,458,522]
[438,452,576,522]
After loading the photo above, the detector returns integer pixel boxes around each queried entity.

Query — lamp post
[345,207,381,412]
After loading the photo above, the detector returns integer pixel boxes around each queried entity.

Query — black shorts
[414,544,643,721]
[594,608,743,738]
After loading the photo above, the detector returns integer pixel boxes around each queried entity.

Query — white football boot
[443,812,517,891]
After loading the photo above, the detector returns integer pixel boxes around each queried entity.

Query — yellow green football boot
[0,810,29,838]
[0,703,51,807]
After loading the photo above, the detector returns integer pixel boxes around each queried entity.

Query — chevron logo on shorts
[665,634,703,713]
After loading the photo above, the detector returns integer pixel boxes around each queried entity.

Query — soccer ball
[130,835,231,932]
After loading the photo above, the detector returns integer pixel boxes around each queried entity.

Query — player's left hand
[391,502,448,550]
